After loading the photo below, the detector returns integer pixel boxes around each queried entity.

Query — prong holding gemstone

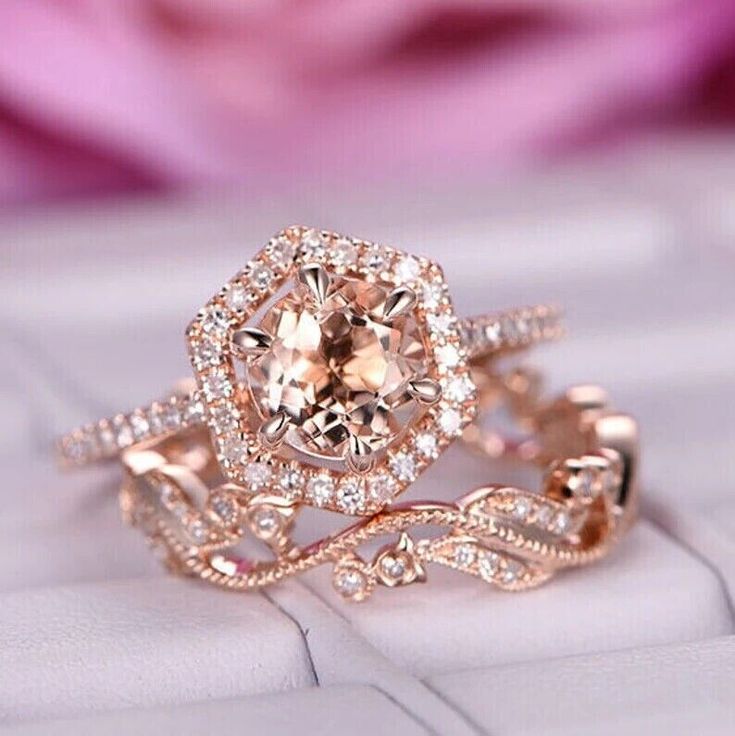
[383,286,417,320]
[259,412,291,449]
[298,263,331,305]
[346,436,375,474]
[231,327,272,357]
[408,378,441,405]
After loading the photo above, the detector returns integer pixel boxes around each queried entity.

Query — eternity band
[117,368,638,603]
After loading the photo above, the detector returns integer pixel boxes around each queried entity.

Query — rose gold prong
[383,286,417,320]
[231,327,272,357]
[346,436,375,474]
[408,378,441,405]
[259,412,291,449]
[298,263,331,305]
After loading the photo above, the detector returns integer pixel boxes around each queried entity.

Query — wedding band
[118,368,638,603]
[58,225,563,518]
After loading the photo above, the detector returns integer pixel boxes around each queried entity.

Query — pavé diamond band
[117,369,638,602]
[58,226,563,517]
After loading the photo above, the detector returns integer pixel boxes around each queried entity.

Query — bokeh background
[3,0,735,210]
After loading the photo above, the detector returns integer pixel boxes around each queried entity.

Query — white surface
[4,684,430,736]
[430,636,735,736]
[0,578,315,724]
[2,137,735,732]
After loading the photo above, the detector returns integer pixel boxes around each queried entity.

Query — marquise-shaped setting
[186,226,478,515]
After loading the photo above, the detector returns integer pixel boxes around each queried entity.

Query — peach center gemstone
[247,277,427,459]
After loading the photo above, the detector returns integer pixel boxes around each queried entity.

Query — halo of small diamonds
[184,226,478,515]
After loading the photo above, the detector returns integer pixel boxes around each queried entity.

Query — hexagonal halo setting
[186,226,477,515]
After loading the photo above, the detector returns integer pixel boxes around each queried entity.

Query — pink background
[2,0,735,210]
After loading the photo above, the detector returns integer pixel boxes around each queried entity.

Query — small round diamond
[500,315,520,344]
[209,493,239,524]
[191,338,221,368]
[444,375,474,403]
[162,404,182,431]
[551,510,572,535]
[454,543,476,568]
[334,568,368,600]
[535,505,553,527]
[200,305,231,337]
[368,473,397,504]
[202,372,232,400]
[243,461,273,491]
[330,238,357,268]
[211,404,239,430]
[427,312,455,334]
[421,282,445,309]
[268,236,296,267]
[501,559,524,584]
[380,554,406,580]
[435,344,460,368]
[415,432,438,459]
[188,519,209,544]
[512,497,532,520]
[129,412,150,441]
[182,398,205,425]
[96,423,116,452]
[307,474,334,506]
[439,408,462,436]
[390,452,417,482]
[482,321,502,348]
[395,255,421,283]
[219,438,247,465]
[224,283,250,312]
[278,467,305,499]
[251,507,281,537]
[299,229,328,261]
[479,551,501,579]
[249,263,274,292]
[360,245,388,272]
[149,403,181,434]
[337,479,365,513]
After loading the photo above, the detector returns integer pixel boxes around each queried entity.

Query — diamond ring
[58,226,562,516]
[117,368,638,602]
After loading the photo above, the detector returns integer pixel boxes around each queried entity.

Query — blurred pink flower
[1,0,734,208]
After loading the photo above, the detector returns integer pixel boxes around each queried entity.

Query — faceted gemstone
[307,474,334,506]
[334,568,367,599]
[247,276,427,459]
[439,408,462,436]
[367,473,397,504]
[336,478,365,513]
[330,238,357,268]
[454,543,476,568]
[414,432,438,459]
[389,451,417,482]
[512,497,532,520]
[395,255,421,283]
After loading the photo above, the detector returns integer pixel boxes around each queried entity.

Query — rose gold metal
[57,226,562,518]
[114,358,638,603]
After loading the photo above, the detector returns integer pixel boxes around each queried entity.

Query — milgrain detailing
[118,378,638,603]
[58,226,562,516]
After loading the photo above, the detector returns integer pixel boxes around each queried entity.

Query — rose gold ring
[117,365,638,603]
[58,225,563,518]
